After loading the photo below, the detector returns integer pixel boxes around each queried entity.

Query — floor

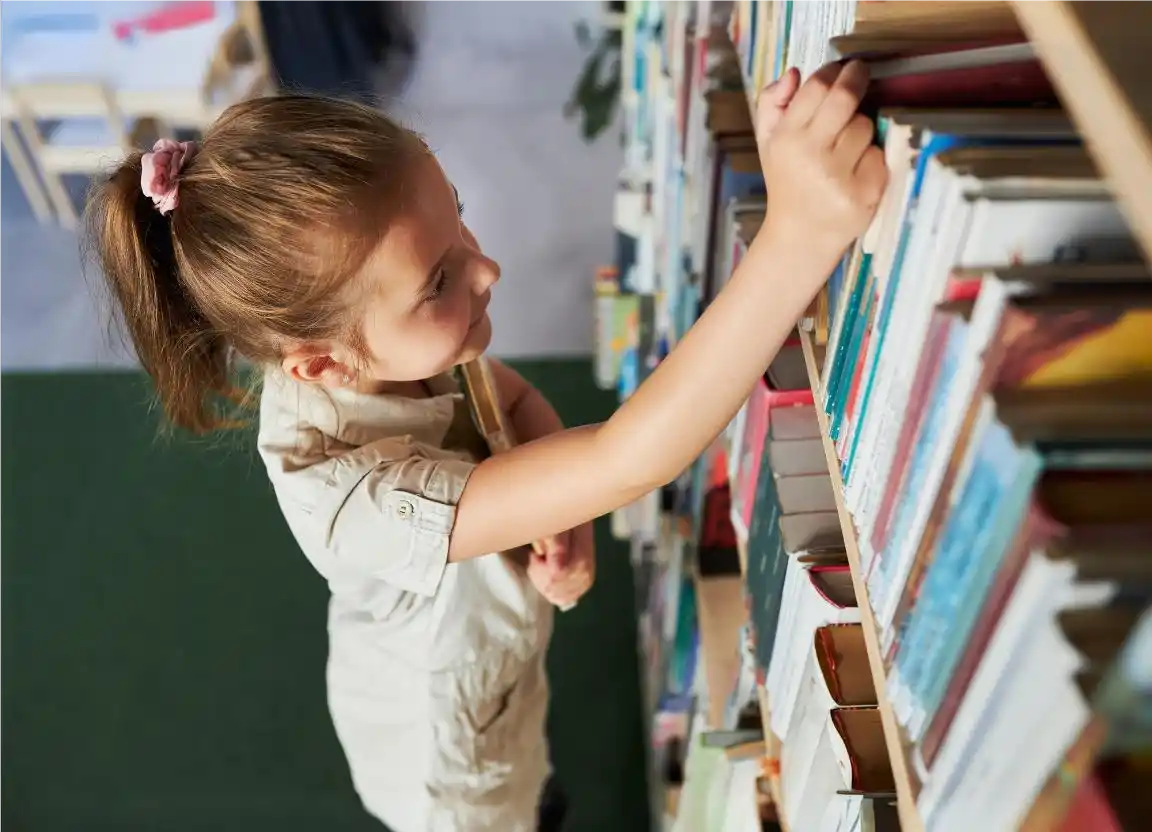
[1,3,648,830]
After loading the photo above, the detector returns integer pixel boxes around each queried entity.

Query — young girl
[86,61,885,831]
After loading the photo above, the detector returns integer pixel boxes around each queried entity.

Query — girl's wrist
[750,218,849,299]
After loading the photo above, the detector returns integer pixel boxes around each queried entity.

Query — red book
[1060,775,1123,832]
[864,58,1058,110]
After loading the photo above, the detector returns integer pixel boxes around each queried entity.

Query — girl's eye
[427,268,450,301]
[456,199,465,217]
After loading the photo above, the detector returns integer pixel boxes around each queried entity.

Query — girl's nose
[471,252,501,295]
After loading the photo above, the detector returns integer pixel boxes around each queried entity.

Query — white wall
[0,1,620,369]
[394,2,622,358]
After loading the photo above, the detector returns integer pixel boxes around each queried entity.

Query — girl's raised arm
[449,61,888,562]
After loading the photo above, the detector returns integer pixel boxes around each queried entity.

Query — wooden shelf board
[799,329,925,832]
[1012,0,1152,262]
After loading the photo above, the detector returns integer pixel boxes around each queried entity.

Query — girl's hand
[529,526,595,610]
[756,60,888,271]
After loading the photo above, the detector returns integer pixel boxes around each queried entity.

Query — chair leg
[1,119,54,224]
[42,169,79,230]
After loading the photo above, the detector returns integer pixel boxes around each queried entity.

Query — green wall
[1,361,650,832]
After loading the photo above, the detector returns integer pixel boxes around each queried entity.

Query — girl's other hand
[529,527,595,610]
[756,60,888,272]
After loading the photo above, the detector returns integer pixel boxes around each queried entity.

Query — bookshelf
[798,329,923,832]
[1012,1,1152,261]
[603,3,1152,830]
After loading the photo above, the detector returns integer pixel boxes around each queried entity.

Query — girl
[86,61,885,831]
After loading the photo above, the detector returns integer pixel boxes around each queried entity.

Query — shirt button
[396,499,414,519]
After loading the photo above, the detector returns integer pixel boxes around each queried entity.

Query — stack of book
[609,1,1152,831]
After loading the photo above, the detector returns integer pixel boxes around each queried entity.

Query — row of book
[735,2,1152,831]
[610,1,1152,830]
[726,386,905,832]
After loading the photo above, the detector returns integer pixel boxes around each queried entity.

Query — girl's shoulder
[257,368,469,462]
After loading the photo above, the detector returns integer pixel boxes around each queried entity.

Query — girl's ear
[282,344,356,388]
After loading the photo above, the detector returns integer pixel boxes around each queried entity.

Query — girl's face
[348,154,500,388]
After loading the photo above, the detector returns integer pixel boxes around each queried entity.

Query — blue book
[890,410,1006,715]
[839,128,1080,483]
[829,262,876,443]
[841,130,966,483]
[746,451,790,672]
[822,252,868,417]
[909,421,1042,736]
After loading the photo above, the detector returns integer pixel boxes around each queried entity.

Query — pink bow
[140,139,198,215]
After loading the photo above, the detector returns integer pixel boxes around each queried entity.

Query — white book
[819,795,864,832]
[726,401,749,485]
[934,584,1108,832]
[853,155,971,548]
[918,557,1113,826]
[772,564,862,741]
[916,549,1070,821]
[781,650,836,821]
[785,695,852,832]
[844,149,955,520]
[722,758,765,832]
[768,438,827,477]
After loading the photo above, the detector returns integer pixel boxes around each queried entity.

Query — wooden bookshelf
[1012,1,1152,261]
[798,330,926,832]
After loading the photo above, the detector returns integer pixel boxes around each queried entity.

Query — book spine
[868,311,967,617]
[916,554,1075,823]
[876,279,1013,647]
[919,505,1057,769]
[888,399,1002,722]
[870,308,953,557]
[856,160,973,551]
[907,425,1043,739]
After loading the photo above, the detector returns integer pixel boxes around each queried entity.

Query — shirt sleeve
[262,433,478,595]
[324,450,476,596]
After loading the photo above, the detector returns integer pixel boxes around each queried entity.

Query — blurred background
[1,2,649,830]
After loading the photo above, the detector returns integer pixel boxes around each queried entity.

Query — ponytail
[85,155,232,434]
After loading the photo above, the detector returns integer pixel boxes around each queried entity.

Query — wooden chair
[0,89,54,223]
[10,81,157,228]
[199,1,276,125]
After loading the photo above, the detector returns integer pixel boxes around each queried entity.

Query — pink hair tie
[140,139,198,215]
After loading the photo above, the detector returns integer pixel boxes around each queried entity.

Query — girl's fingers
[779,61,845,129]
[810,60,870,146]
[833,113,876,170]
[756,67,801,138]
[855,146,890,202]
[532,533,570,569]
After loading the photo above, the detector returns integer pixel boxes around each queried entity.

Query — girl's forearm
[595,224,841,492]
[449,63,884,561]
[450,228,840,562]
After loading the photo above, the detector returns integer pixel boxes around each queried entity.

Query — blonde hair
[85,95,431,433]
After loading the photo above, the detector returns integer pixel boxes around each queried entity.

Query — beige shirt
[257,370,553,832]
